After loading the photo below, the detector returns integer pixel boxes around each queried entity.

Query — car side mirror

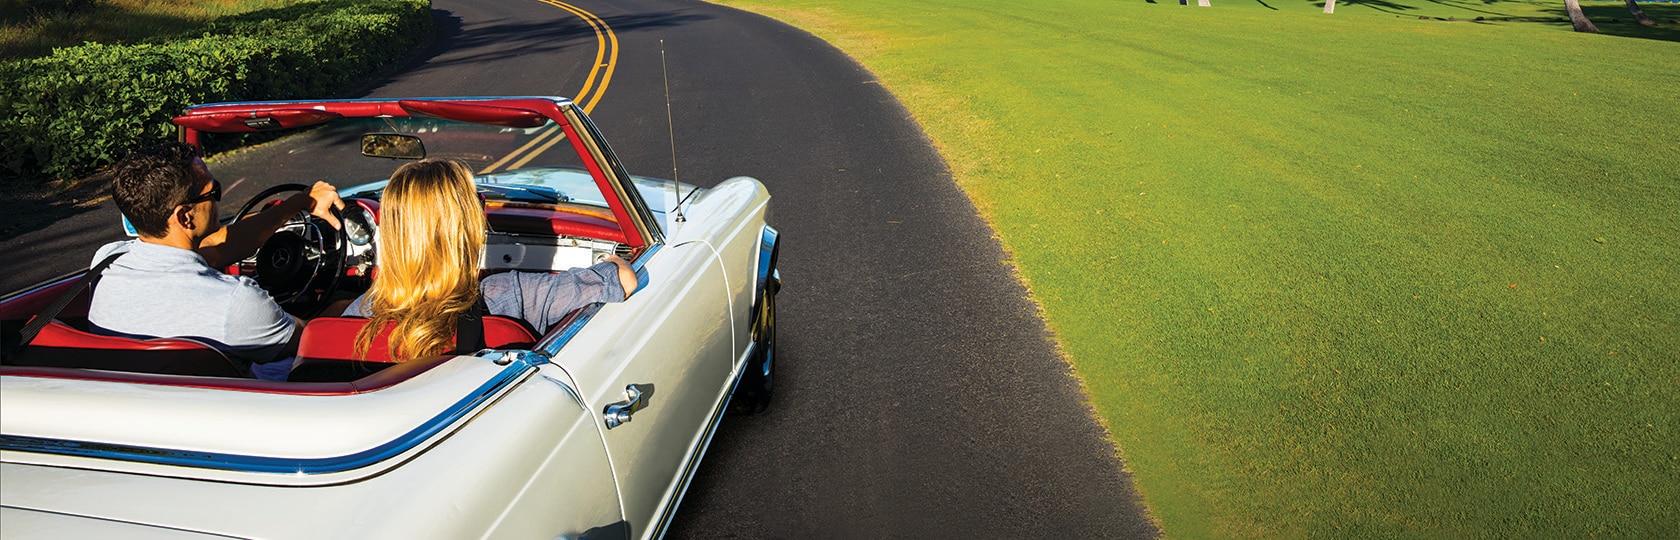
[360,133,426,159]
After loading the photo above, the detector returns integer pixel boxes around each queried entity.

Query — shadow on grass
[1417,0,1523,15]
[1566,3,1680,41]
[1496,2,1680,42]
[1540,18,1680,41]
[0,10,207,60]
[1333,0,1426,14]
[3,0,433,61]
[1303,0,1680,43]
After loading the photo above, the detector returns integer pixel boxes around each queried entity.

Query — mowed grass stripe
[719,0,1680,536]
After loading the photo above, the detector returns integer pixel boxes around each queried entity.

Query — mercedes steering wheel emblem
[272,248,292,269]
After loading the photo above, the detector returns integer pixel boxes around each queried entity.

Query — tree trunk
[1565,0,1599,33]
[1624,0,1656,26]
[1324,0,1337,13]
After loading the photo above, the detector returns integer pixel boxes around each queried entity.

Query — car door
[546,241,735,538]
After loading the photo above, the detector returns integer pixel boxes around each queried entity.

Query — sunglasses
[182,178,223,206]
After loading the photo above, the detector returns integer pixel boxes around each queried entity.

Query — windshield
[199,115,605,218]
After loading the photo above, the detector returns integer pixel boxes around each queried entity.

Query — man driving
[88,142,344,380]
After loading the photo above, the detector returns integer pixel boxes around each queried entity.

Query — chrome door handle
[604,384,649,429]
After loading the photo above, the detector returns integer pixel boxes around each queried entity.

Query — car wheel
[732,277,775,415]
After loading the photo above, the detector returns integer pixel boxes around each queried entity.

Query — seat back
[482,316,541,349]
[289,315,537,382]
[4,320,246,377]
[297,316,539,364]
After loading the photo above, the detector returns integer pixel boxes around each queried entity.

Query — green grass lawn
[714,0,1680,536]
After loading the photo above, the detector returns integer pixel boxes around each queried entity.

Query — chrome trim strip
[0,272,83,304]
[536,303,603,358]
[755,225,779,307]
[629,243,658,283]
[0,357,539,475]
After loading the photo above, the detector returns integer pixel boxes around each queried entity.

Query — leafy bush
[0,0,431,185]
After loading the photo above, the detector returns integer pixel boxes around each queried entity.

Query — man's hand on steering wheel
[297,181,346,230]
[201,182,342,268]
[224,183,352,308]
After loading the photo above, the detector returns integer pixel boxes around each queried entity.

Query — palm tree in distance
[1565,0,1600,32]
[1321,0,1637,30]
[1622,0,1656,26]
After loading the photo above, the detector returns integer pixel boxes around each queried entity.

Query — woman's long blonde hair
[353,158,485,362]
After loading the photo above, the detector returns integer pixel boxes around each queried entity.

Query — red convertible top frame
[172,97,647,248]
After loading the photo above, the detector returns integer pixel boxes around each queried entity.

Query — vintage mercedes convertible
[0,97,779,539]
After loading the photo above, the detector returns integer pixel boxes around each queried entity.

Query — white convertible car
[0,97,779,539]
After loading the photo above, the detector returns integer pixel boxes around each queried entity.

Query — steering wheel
[234,184,346,306]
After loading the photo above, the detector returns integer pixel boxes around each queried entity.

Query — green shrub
[0,0,431,185]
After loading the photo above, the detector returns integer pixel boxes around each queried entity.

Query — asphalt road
[3,0,1158,536]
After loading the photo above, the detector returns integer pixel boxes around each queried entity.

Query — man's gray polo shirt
[88,240,296,379]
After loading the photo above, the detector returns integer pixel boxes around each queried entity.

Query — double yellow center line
[480,0,619,174]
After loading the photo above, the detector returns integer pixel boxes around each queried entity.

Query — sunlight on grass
[718,0,1680,536]
[0,0,304,60]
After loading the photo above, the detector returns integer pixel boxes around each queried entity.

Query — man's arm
[605,255,638,299]
[199,182,344,268]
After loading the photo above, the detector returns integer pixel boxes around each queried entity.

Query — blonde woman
[342,159,636,361]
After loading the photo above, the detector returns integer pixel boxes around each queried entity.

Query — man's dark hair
[110,142,203,238]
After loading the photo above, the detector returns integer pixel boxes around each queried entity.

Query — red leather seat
[481,316,542,349]
[4,320,245,377]
[296,316,539,364]
[288,315,538,383]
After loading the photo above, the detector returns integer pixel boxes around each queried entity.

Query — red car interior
[0,354,455,396]
[2,266,542,383]
[2,98,624,389]
[7,320,246,378]
[0,276,87,322]
[296,316,540,364]
[284,316,540,383]
[486,204,621,240]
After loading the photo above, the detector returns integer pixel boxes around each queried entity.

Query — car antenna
[662,39,698,223]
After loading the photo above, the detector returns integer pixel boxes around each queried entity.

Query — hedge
[0,0,431,185]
